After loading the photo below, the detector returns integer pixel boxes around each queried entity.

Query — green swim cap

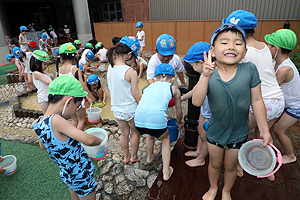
[265,29,297,50]
[32,50,50,62]
[49,76,87,97]
[59,43,78,54]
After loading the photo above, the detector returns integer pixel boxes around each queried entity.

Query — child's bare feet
[124,155,131,164]
[222,190,232,200]
[163,166,173,181]
[202,187,218,200]
[184,150,199,157]
[147,149,160,164]
[130,156,140,163]
[185,158,205,167]
[237,163,244,177]
[281,155,297,164]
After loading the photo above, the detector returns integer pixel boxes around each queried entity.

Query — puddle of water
[21,78,149,120]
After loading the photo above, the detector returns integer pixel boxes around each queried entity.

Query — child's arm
[53,115,102,146]
[76,69,95,104]
[98,84,106,105]
[0,156,6,173]
[19,35,29,44]
[15,60,24,82]
[192,50,215,107]
[275,66,293,86]
[172,85,184,129]
[38,140,46,150]
[32,72,52,85]
[177,72,186,86]
[39,40,43,49]
[138,35,144,41]
[127,68,141,103]
[251,84,272,147]
[181,86,195,101]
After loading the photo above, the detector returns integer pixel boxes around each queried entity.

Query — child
[147,34,186,86]
[42,29,52,47]
[112,36,122,46]
[135,21,146,60]
[30,50,52,114]
[19,26,31,52]
[95,42,108,63]
[180,42,211,167]
[49,27,58,47]
[265,29,300,164]
[107,36,141,163]
[135,63,183,181]
[73,40,83,59]
[64,25,71,42]
[39,33,51,54]
[192,24,272,200]
[6,54,15,63]
[87,74,106,107]
[56,43,95,130]
[33,75,102,199]
[135,56,147,79]
[12,47,34,90]
[79,51,96,75]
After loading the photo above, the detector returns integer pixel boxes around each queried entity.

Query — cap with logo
[222,10,257,30]
[265,29,297,50]
[74,40,81,45]
[183,42,211,62]
[6,54,14,62]
[12,47,23,58]
[95,42,103,49]
[49,76,88,97]
[135,21,143,27]
[119,36,140,58]
[59,43,78,54]
[32,50,50,62]
[85,43,93,49]
[156,34,176,56]
[86,51,95,60]
[154,63,175,77]
[210,24,246,46]
[54,49,60,56]
[88,74,99,84]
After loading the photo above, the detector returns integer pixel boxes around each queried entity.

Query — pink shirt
[50,31,57,38]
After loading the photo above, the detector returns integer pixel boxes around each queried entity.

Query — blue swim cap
[88,74,99,84]
[12,47,22,58]
[41,33,47,39]
[86,51,95,60]
[223,10,257,30]
[54,49,60,56]
[20,26,28,31]
[156,34,176,56]
[6,54,14,62]
[135,21,143,27]
[119,36,140,58]
[154,63,175,77]
[210,24,246,46]
[183,42,211,62]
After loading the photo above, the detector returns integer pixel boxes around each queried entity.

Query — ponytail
[107,46,116,67]
[56,57,60,77]
[107,43,132,67]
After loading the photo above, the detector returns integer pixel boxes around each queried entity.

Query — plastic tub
[16,85,25,93]
[98,64,106,72]
[29,41,36,48]
[238,139,282,178]
[86,105,102,123]
[81,128,108,160]
[168,118,179,142]
[0,155,17,175]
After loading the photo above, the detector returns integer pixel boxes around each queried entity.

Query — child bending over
[193,24,272,200]
[135,63,183,181]
[87,74,106,107]
[33,76,102,199]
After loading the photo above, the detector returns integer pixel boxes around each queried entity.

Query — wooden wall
[121,0,149,22]
[94,20,300,55]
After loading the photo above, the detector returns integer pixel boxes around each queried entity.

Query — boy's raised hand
[202,50,216,77]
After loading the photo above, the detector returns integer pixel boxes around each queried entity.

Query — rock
[115,181,134,196]
[101,161,114,174]
[111,163,122,176]
[96,181,103,191]
[16,123,22,127]
[109,127,119,134]
[102,119,109,124]
[134,169,149,179]
[128,188,148,200]
[135,179,146,187]
[125,168,139,182]
[112,155,123,163]
[98,159,106,168]
[104,182,114,194]
[109,135,114,142]
[21,124,27,128]
[108,120,117,125]
[115,174,126,185]
[103,196,112,200]
[102,175,113,182]
[147,173,158,188]
[96,193,101,200]
[27,124,32,129]
[102,125,110,132]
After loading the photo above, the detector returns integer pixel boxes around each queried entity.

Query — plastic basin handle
[253,139,282,178]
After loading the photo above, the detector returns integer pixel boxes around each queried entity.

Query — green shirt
[206,62,261,146]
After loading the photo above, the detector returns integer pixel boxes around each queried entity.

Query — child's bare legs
[222,148,239,200]
[137,63,146,78]
[116,118,140,163]
[159,130,173,181]
[139,46,146,60]
[40,102,49,114]
[146,134,161,163]
[26,73,34,90]
[127,118,140,162]
[203,143,224,200]
[186,115,208,167]
[24,73,33,91]
[274,112,297,164]
[69,188,96,200]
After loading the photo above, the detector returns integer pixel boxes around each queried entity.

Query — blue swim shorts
[285,107,300,119]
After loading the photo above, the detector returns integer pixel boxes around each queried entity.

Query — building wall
[121,0,149,22]
[149,0,300,21]
[94,19,300,55]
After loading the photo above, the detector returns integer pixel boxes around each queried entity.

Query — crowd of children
[4,13,299,199]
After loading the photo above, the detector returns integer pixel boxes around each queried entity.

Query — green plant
[290,41,300,73]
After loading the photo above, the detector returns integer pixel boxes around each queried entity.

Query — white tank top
[275,58,300,108]
[107,65,137,113]
[20,34,28,51]
[242,44,284,100]
[59,65,75,78]
[33,73,52,99]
